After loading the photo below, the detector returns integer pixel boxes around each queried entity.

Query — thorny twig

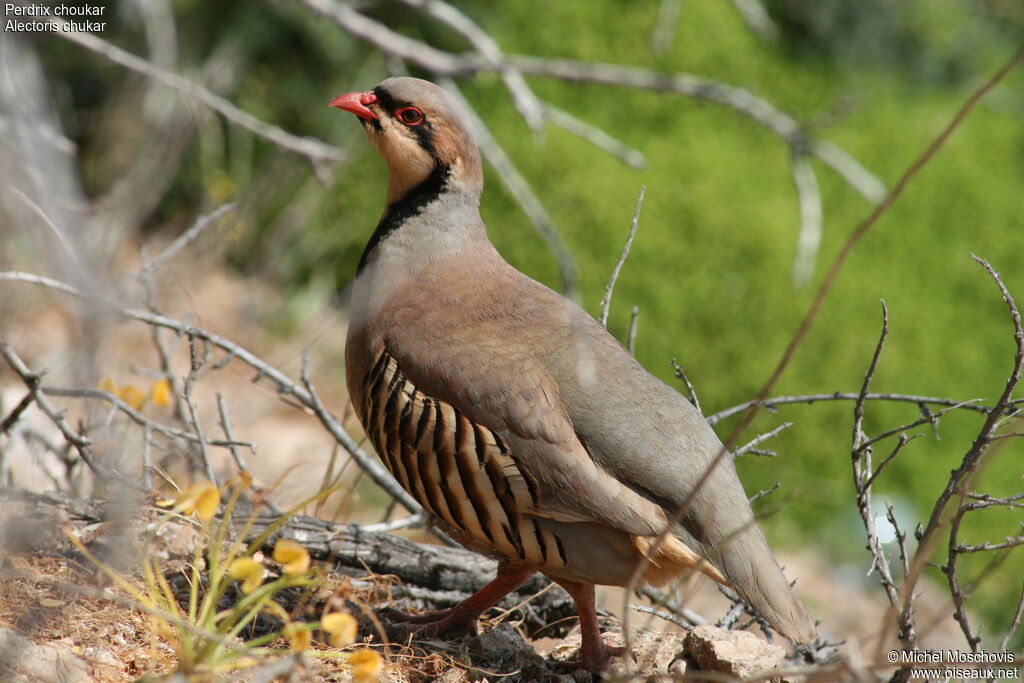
[541,103,646,169]
[303,0,883,203]
[39,387,255,452]
[630,603,692,630]
[708,391,994,425]
[734,422,792,458]
[600,186,645,327]
[140,204,237,277]
[749,483,781,505]
[846,258,1024,670]
[790,150,823,285]
[671,358,702,415]
[39,11,345,175]
[850,301,912,646]
[0,341,143,490]
[392,0,544,134]
[627,305,640,356]
[0,271,417,516]
[938,256,1024,652]
[183,335,218,485]
[620,45,1024,665]
[1000,583,1024,652]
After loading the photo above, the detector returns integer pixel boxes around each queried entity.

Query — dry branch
[35,8,346,171]
[0,270,418,515]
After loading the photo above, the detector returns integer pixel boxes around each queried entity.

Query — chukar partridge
[331,77,816,672]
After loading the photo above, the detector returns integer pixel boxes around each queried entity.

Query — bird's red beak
[329,91,379,121]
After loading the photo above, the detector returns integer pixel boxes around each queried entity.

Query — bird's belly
[359,352,571,573]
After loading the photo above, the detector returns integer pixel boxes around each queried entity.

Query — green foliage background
[41,0,1023,644]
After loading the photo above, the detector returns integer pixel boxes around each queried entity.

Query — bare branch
[40,387,254,451]
[1000,583,1024,652]
[141,204,236,276]
[849,301,911,646]
[906,255,1024,653]
[857,400,983,450]
[0,270,417,515]
[708,391,992,426]
[955,533,1024,553]
[392,0,545,134]
[886,504,911,579]
[600,186,645,327]
[302,0,883,202]
[41,12,345,169]
[502,55,885,202]
[917,257,1023,543]
[542,103,646,169]
[0,342,142,490]
[729,0,779,42]
[0,392,34,435]
[638,585,709,628]
[630,603,692,630]
[749,482,781,505]
[650,0,682,54]
[627,305,640,356]
[182,335,217,485]
[734,422,792,458]
[712,46,1024,466]
[863,432,921,491]
[216,393,249,477]
[853,300,890,455]
[670,358,702,416]
[790,151,823,285]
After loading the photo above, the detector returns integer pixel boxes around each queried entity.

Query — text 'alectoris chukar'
[330,77,816,673]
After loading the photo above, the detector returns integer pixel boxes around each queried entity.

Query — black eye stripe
[373,86,436,154]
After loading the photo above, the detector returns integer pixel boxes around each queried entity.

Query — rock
[468,625,545,678]
[434,668,471,683]
[629,631,687,674]
[551,627,687,678]
[0,627,92,683]
[685,624,786,680]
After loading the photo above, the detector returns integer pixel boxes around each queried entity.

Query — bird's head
[330,77,483,205]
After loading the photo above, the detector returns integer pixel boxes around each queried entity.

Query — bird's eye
[395,107,424,126]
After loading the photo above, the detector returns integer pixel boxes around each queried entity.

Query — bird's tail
[710,523,817,642]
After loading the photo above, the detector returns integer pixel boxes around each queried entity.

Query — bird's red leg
[551,578,626,673]
[389,564,534,635]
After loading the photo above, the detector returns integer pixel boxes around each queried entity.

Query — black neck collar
[357,163,452,272]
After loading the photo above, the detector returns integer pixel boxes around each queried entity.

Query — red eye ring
[395,106,424,126]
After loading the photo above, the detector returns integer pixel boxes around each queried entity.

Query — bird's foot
[386,606,481,637]
[553,641,626,674]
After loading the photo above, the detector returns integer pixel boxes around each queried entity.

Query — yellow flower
[348,649,381,682]
[150,379,173,407]
[228,557,264,595]
[174,481,220,521]
[272,539,310,575]
[207,171,236,203]
[321,611,358,648]
[284,623,311,652]
[118,385,146,411]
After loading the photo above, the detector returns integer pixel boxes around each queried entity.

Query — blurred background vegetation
[8,0,1023,647]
